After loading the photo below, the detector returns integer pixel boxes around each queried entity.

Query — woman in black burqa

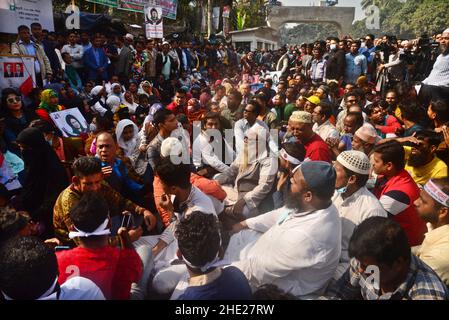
[15,127,69,238]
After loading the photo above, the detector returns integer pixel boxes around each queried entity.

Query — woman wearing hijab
[1,88,38,156]
[36,89,64,123]
[88,86,112,121]
[115,119,140,159]
[122,91,139,115]
[14,127,69,238]
[138,80,160,106]
[128,80,139,102]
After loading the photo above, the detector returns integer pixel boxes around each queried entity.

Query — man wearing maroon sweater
[287,110,333,163]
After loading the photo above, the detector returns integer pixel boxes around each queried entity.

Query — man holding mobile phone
[53,157,156,247]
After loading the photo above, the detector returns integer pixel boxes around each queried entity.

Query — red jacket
[57,246,142,300]
[374,169,426,246]
[303,134,333,163]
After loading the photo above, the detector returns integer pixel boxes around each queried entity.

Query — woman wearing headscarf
[88,85,112,120]
[115,119,140,159]
[1,88,38,156]
[36,89,64,123]
[14,127,69,238]
[138,80,160,105]
[128,80,139,102]
[122,91,139,115]
[108,82,124,100]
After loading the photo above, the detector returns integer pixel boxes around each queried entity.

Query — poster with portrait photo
[0,55,35,95]
[50,108,89,138]
[145,6,163,39]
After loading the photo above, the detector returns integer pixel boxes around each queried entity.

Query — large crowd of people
[0,21,449,300]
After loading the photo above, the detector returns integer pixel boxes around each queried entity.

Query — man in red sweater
[372,140,426,246]
[287,110,333,162]
[56,193,143,300]
[166,87,188,116]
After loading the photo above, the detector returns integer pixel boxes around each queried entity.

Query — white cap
[444,28,449,34]
[125,33,134,40]
[337,150,371,175]
[160,137,183,158]
[162,41,170,46]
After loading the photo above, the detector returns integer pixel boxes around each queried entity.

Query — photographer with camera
[419,28,449,107]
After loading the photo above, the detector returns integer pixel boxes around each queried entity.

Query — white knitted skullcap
[160,137,183,158]
[443,28,449,34]
[337,150,370,175]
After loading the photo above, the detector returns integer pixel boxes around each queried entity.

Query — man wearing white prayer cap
[332,150,387,279]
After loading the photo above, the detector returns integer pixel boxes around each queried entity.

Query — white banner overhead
[0,0,54,34]
[145,5,163,39]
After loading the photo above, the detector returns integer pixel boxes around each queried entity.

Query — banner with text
[148,0,177,20]
[145,6,163,39]
[86,0,118,7]
[0,55,36,96]
[117,0,150,12]
[0,0,54,34]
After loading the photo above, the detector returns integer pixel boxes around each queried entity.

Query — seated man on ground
[215,125,277,227]
[53,156,156,247]
[413,178,449,286]
[56,193,145,300]
[154,137,226,228]
[332,150,387,279]
[227,161,342,299]
[325,217,449,300]
[0,236,105,300]
[175,211,252,300]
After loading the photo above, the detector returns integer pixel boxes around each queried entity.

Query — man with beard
[413,178,449,286]
[404,131,447,185]
[419,28,449,107]
[226,161,341,299]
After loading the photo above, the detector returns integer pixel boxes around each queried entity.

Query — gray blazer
[116,45,132,77]
[216,156,277,215]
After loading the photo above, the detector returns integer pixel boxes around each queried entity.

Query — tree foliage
[354,0,448,38]
[280,23,339,45]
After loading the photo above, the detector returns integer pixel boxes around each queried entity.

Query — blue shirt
[359,46,376,63]
[100,158,143,195]
[178,267,253,300]
[345,53,367,84]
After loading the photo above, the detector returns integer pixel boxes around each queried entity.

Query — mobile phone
[121,211,132,229]
[54,246,71,252]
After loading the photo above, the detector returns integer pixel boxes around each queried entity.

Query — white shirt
[159,186,217,246]
[234,118,270,156]
[332,187,387,279]
[231,205,342,298]
[61,44,84,69]
[422,53,449,87]
[313,120,340,141]
[192,133,235,173]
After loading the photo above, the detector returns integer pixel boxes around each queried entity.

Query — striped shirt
[325,254,449,300]
[422,53,449,87]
